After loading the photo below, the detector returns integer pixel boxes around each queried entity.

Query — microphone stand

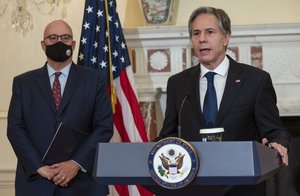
[178,93,189,138]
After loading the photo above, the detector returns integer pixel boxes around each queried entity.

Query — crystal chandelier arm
[11,0,33,35]
[0,0,10,17]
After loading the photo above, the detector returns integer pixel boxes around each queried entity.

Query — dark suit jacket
[7,63,113,196]
[159,55,289,148]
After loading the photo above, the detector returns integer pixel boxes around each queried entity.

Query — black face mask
[45,41,73,62]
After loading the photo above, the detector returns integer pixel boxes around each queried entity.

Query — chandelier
[0,0,71,36]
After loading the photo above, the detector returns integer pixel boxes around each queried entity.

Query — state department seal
[148,137,199,189]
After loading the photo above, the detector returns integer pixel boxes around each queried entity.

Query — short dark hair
[188,7,231,38]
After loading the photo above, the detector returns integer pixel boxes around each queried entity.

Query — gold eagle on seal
[159,152,185,174]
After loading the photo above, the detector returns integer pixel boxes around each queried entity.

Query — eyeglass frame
[43,34,73,44]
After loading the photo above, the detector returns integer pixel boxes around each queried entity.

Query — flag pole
[105,0,117,113]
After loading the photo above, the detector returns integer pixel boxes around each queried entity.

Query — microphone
[178,92,190,138]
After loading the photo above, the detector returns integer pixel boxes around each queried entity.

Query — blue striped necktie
[203,72,217,128]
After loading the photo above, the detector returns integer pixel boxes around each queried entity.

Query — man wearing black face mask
[42,20,74,65]
[7,20,113,196]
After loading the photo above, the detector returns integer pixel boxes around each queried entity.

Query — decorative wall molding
[124,23,300,116]
[124,23,300,45]
[0,168,15,189]
[137,88,162,102]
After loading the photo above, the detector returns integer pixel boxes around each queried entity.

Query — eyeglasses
[44,34,73,43]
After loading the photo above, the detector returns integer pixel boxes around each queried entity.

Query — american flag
[77,0,153,196]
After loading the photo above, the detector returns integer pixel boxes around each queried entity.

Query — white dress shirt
[47,63,71,97]
[199,56,230,112]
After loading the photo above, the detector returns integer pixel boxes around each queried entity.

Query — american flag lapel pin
[235,79,241,83]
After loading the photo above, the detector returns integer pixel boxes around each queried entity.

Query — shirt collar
[47,63,72,78]
[200,56,229,78]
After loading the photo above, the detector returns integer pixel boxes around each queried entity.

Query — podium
[93,141,281,195]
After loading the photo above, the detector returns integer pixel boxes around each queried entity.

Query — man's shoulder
[73,64,107,83]
[73,64,101,75]
[169,65,199,81]
[229,57,269,77]
[14,67,45,80]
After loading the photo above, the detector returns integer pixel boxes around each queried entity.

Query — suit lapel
[57,63,81,116]
[217,58,244,125]
[186,65,205,125]
[36,64,57,114]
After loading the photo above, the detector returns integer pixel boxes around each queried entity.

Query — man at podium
[156,6,289,196]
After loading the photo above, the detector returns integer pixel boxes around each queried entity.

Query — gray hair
[188,7,231,38]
